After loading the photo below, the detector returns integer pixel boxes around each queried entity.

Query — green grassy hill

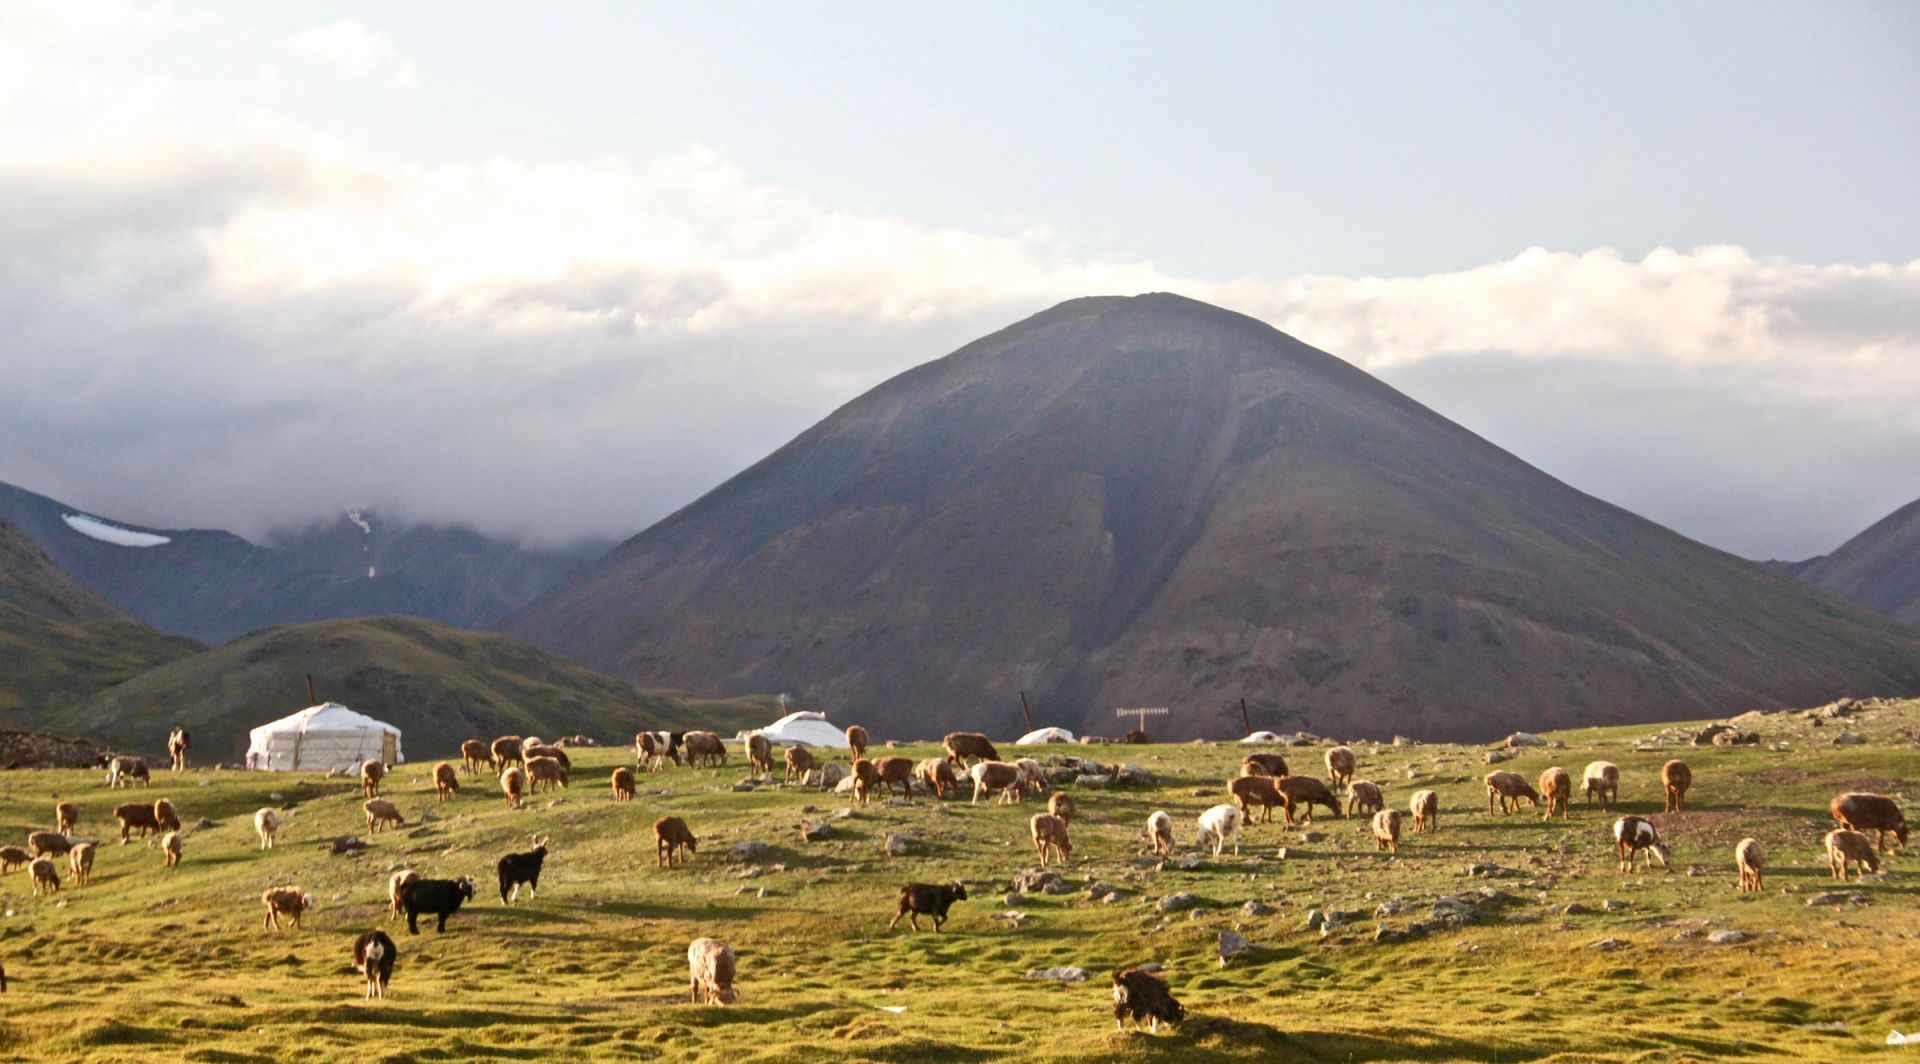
[0,699,1912,1061]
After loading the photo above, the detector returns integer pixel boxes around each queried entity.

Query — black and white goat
[353,930,397,999]
[1113,967,1184,1033]
[498,834,551,904]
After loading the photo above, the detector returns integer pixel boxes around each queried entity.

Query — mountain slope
[506,293,1920,741]
[1792,496,1920,627]
[56,615,774,761]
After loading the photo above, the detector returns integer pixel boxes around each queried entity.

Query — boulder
[1074,774,1111,789]
[1505,732,1547,748]
[881,833,909,857]
[1023,966,1090,982]
[1114,764,1153,786]
[1241,900,1273,917]
[1484,749,1516,764]
[727,841,769,863]
[1010,869,1066,895]
[819,763,848,787]
[1707,930,1750,945]
[798,819,831,842]
[833,776,859,794]
[1217,930,1249,966]
[1157,892,1197,912]
[1003,891,1028,907]
[1086,883,1120,902]
[1832,732,1867,746]
[1692,724,1735,746]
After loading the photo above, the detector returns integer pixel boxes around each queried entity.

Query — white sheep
[253,808,280,849]
[1194,804,1244,856]
[688,937,739,1004]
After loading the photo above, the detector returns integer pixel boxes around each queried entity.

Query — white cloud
[279,19,416,90]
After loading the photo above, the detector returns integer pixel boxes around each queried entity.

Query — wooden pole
[1240,698,1253,738]
[305,674,318,706]
[1018,691,1035,732]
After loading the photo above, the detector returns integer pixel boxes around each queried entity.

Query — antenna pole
[305,674,318,705]
[1240,698,1253,738]
[1019,691,1035,732]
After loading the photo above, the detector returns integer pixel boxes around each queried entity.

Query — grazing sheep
[500,766,528,809]
[1030,813,1072,866]
[498,834,551,903]
[1240,753,1289,778]
[29,856,59,896]
[1538,767,1572,820]
[1012,757,1050,795]
[388,870,420,922]
[888,881,968,932]
[1410,789,1439,834]
[784,744,816,785]
[850,758,880,806]
[253,807,281,849]
[1735,837,1765,893]
[1613,815,1670,872]
[637,731,682,772]
[1275,776,1344,823]
[1582,761,1619,810]
[845,725,870,762]
[168,727,190,772]
[0,845,32,871]
[161,831,182,867]
[28,830,73,858]
[433,762,460,801]
[1661,760,1691,813]
[688,937,739,1004]
[968,761,1025,805]
[524,744,572,771]
[680,731,727,768]
[262,886,315,930]
[1195,804,1244,856]
[153,797,180,834]
[1046,792,1078,823]
[1824,829,1879,881]
[916,756,958,798]
[747,733,774,779]
[363,799,405,833]
[1227,774,1284,824]
[611,766,637,802]
[354,930,397,999]
[525,755,570,793]
[56,801,78,837]
[68,841,94,885]
[113,802,161,843]
[874,756,915,800]
[460,739,493,776]
[1829,793,1908,853]
[491,736,526,772]
[398,877,475,934]
[654,816,697,868]
[1485,771,1541,815]
[1145,810,1175,856]
[1373,809,1403,853]
[943,731,1000,769]
[1112,967,1185,1033]
[106,756,150,788]
[1324,746,1357,791]
[361,759,387,799]
[1346,779,1385,817]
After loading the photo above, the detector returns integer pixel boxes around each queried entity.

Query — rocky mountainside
[1789,496,1920,627]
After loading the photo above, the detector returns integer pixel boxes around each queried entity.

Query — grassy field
[0,702,1914,1063]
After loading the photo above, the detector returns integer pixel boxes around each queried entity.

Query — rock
[1173,855,1207,871]
[0,729,107,768]
[1692,723,1735,746]
[1712,729,1759,746]
[1466,861,1506,878]
[1023,966,1089,982]
[990,911,1028,928]
[1686,864,1710,877]
[1832,732,1867,746]
[1010,869,1065,894]
[819,763,848,787]
[798,819,831,842]
[726,841,769,863]
[1505,732,1547,748]
[1074,774,1111,789]
[1275,847,1295,860]
[1158,892,1197,912]
[732,780,760,792]
[1218,930,1248,966]
[1128,855,1162,869]
[1707,930,1750,945]
[1372,925,1407,945]
[882,833,909,857]
[1603,899,1628,912]
[1190,788,1214,797]
[1004,892,1028,907]
[329,835,364,855]
[1301,832,1326,844]
[1485,749,1516,764]
[190,817,214,832]
[833,776,858,794]
[1806,891,1870,907]
[1562,902,1592,915]
[1589,938,1628,951]
[1087,883,1120,902]
[1302,909,1326,931]
[1045,767,1078,785]
[1392,735,1416,746]
[1241,900,1273,917]
[1114,764,1152,786]
[829,807,856,820]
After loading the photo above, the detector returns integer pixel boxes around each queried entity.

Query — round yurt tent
[1241,731,1284,744]
[1014,726,1077,745]
[246,703,403,771]
[746,711,851,748]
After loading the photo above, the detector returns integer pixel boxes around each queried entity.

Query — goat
[888,882,967,932]
[398,877,475,934]
[1195,804,1244,856]
[491,736,526,772]
[1830,793,1908,853]
[1825,829,1879,881]
[1145,810,1175,856]
[968,761,1024,805]
[845,725,870,762]
[1324,746,1357,791]
[388,870,420,922]
[1373,809,1403,853]
[498,834,551,904]
[262,886,315,930]
[1582,761,1619,810]
[1735,837,1765,893]
[784,744,816,785]
[114,802,161,843]
[500,766,528,809]
[1227,775,1284,824]
[1046,792,1078,823]
[747,733,774,778]
[27,830,73,857]
[0,845,32,871]
[916,757,957,798]
[68,841,95,885]
[681,731,727,768]
[354,930,397,999]
[55,801,79,836]
[1112,967,1184,1033]
[525,755,570,793]
[850,758,880,806]
[943,732,1000,768]
[106,756,150,788]
[1613,815,1670,872]
[254,807,280,849]
[168,727,190,772]
[363,799,405,833]
[1275,776,1343,823]
[654,816,697,868]
[1030,813,1072,866]
[29,856,59,896]
[1661,759,1691,813]
[1240,753,1289,777]
[361,759,386,799]
[611,766,637,802]
[433,762,460,801]
[688,937,740,1004]
[161,830,182,867]
[460,739,493,776]
[873,756,915,800]
[1484,771,1541,815]
[153,797,180,834]
[1346,779,1385,817]
[1538,767,1572,820]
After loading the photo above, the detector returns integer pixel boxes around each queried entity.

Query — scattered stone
[1301,832,1327,844]
[1241,900,1273,917]
[991,911,1029,928]
[1603,899,1628,912]
[1114,764,1153,786]
[829,807,856,820]
[1157,892,1197,912]
[1129,855,1162,869]
[1075,774,1111,789]
[1712,729,1759,747]
[1392,735,1416,746]
[1692,724,1736,746]
[1004,892,1028,907]
[1218,929,1248,966]
[1087,883,1120,902]
[1686,864,1710,877]
[881,833,909,857]
[732,780,760,792]
[819,763,847,787]
[1485,749,1516,764]
[1589,938,1628,952]
[1562,902,1592,915]
[726,840,768,863]
[1010,869,1066,895]
[1466,861,1507,878]
[1372,925,1407,945]
[1275,847,1295,861]
[1173,855,1207,871]
[1707,930,1751,945]
[833,776,858,794]
[733,886,771,898]
[1831,732,1867,746]
[329,835,364,855]
[1806,891,1870,907]
[189,817,214,832]
[798,819,831,842]
[1190,788,1214,797]
[1506,732,1547,748]
[1302,909,1326,931]
[1024,966,1089,982]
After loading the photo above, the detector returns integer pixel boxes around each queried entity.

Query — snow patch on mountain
[63,513,171,548]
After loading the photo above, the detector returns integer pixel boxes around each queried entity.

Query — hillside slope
[1792,496,1920,627]
[507,293,1920,740]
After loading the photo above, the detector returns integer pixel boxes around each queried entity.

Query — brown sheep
[1346,780,1385,817]
[1825,829,1879,881]
[363,799,405,833]
[161,831,182,867]
[655,816,697,868]
[681,731,727,768]
[1030,813,1072,865]
[747,733,774,779]
[491,736,526,772]
[1829,793,1908,853]
[873,756,915,801]
[56,801,78,837]
[1240,753,1289,777]
[361,759,387,799]
[434,762,461,801]
[845,725,869,762]
[1324,746,1357,791]
[1227,774,1284,824]
[0,845,32,871]
[460,739,493,776]
[1410,789,1439,834]
[500,766,528,809]
[1372,809,1403,853]
[526,755,570,793]
[1582,761,1619,810]
[262,886,315,930]
[611,766,637,802]
[114,802,161,843]
[1046,792,1078,823]
[389,870,421,921]
[152,797,181,834]
[68,841,95,885]
[784,744,816,785]
[28,830,74,857]
[943,731,1000,768]
[29,856,59,896]
[915,756,957,798]
[1484,771,1541,815]
[1538,767,1572,820]
[850,758,880,807]
[688,937,739,1005]
[1735,837,1765,893]
[968,761,1024,805]
[524,744,572,771]
[1274,776,1343,823]
[1661,760,1691,813]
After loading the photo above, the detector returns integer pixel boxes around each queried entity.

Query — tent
[1014,727,1077,745]
[745,711,851,748]
[246,703,403,771]
[1240,731,1284,744]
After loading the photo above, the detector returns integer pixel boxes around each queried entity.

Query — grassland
[0,702,1914,1062]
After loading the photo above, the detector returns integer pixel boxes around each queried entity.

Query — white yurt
[746,711,851,748]
[246,703,404,771]
[1014,726,1077,745]
[1240,731,1284,744]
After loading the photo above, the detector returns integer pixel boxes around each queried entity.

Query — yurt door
[382,732,398,765]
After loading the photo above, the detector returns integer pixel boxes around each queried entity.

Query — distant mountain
[0,480,610,643]
[506,293,1920,741]
[55,615,775,761]
[1790,497,1920,628]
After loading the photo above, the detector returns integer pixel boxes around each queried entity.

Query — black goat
[1113,967,1184,1033]
[400,876,476,934]
[498,834,551,904]
[887,881,968,932]
[353,930,397,998]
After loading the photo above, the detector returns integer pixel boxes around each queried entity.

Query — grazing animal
[168,727,190,772]
[747,733,774,778]
[460,739,493,776]
[1538,767,1572,820]
[1410,789,1439,834]
[1274,776,1343,823]
[1582,761,1620,810]
[1030,813,1072,865]
[637,731,682,771]
[1046,792,1078,823]
[943,731,1000,769]
[106,756,150,788]
[1346,779,1385,817]
[681,731,727,768]
[654,816,697,868]
[1485,771,1541,815]
[1112,967,1184,1033]
[688,937,739,1004]
[1735,837,1765,893]
[354,930,397,999]
[262,886,315,930]
[1241,752,1290,777]
[850,758,880,806]
[398,877,476,934]
[1012,757,1050,795]
[968,761,1025,805]
[360,759,387,799]
[1228,774,1284,824]
[1195,804,1244,856]
[388,870,420,921]
[363,799,405,833]
[0,845,32,871]
[874,756,915,800]
[55,801,78,836]
[1613,815,1670,872]
[1373,809,1403,853]
[611,766,637,802]
[1829,793,1908,853]
[1124,729,1150,745]
[500,766,528,809]
[433,762,460,801]
[784,744,816,785]
[153,797,180,834]
[1661,760,1691,813]
[498,834,551,903]
[29,856,59,896]
[113,802,161,843]
[27,830,73,857]
[915,756,957,798]
[1825,829,1880,881]
[1145,810,1175,856]
[845,724,869,762]
[1324,746,1357,791]
[253,808,280,849]
[524,744,572,771]
[491,736,526,772]
[68,842,94,884]
[888,881,968,932]
[525,755,570,793]
[161,831,182,867]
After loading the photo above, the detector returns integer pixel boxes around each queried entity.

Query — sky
[1,1,1916,558]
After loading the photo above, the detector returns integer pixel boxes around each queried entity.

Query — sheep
[850,758,880,806]
[354,930,397,999]
[433,762,460,801]
[654,816,697,868]
[460,739,493,776]
[398,877,475,934]
[1046,792,1078,823]
[1582,761,1619,810]
[262,886,315,930]
[1324,745,1357,791]
[500,766,528,809]
[1410,789,1439,834]
[363,799,405,833]
[28,830,73,857]
[747,733,774,779]
[1373,809,1403,853]
[845,724,870,762]
[525,755,570,793]
[253,807,280,849]
[56,801,79,837]
[29,856,59,896]
[784,744,816,785]
[388,870,420,922]
[943,731,1000,769]
[1013,757,1050,795]
[1030,813,1072,866]
[1484,771,1541,815]
[1195,804,1244,856]
[1227,774,1284,824]
[1346,780,1385,817]
[0,845,32,871]
[680,731,727,768]
[153,797,180,834]
[611,766,637,802]
[888,882,967,932]
[1735,837,1765,893]
[968,761,1025,805]
[498,834,551,903]
[1830,793,1908,853]
[161,831,181,867]
[168,726,190,772]
[874,756,915,801]
[915,757,957,798]
[1538,767,1572,820]
[1240,752,1290,777]
[1825,829,1880,881]
[361,759,387,799]
[1661,759,1691,813]
[637,731,682,771]
[524,744,572,771]
[113,802,161,844]
[1612,815,1670,872]
[1124,729,1150,744]
[688,937,739,1004]
[491,736,526,772]
[1145,810,1175,856]
[106,755,150,788]
[1275,776,1343,824]
[68,841,94,885]
[1112,967,1184,1034]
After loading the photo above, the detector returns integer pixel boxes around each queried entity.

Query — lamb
[1324,745,1357,791]
[498,834,550,903]
[1112,967,1184,1033]
[491,736,526,772]
[1612,815,1670,872]
[52,802,79,839]
[845,724,870,762]
[433,762,460,801]
[262,886,315,930]
[1735,837,1765,893]
[1275,776,1343,824]
[1484,771,1541,815]
[28,830,73,857]
[524,744,572,771]
[1824,829,1879,881]
[873,755,916,800]
[29,856,59,896]
[1346,780,1385,817]
[253,807,280,849]
[943,731,1000,768]
[1538,767,1572,820]
[1582,761,1620,810]
[161,831,181,867]
[354,930,397,999]
[968,761,1025,805]
[1030,813,1072,866]
[68,841,94,885]
[888,881,967,932]
[1373,809,1403,853]
[106,756,150,788]
[361,759,387,799]
[398,876,475,934]
[688,937,739,1004]
[168,726,190,772]
[363,799,405,833]
[1046,792,1078,823]
[460,739,493,776]
[1829,793,1908,853]
[850,758,880,806]
[784,744,816,785]
[388,870,420,921]
[153,797,180,834]
[1410,789,1439,834]
[1227,774,1284,824]
[654,816,697,868]
[611,766,637,802]
[1240,753,1289,777]
[1013,757,1050,794]
[0,845,32,871]
[916,756,958,798]
[680,731,727,768]
[1195,804,1244,856]
[114,802,161,843]
[1661,759,1691,813]
[1145,810,1175,856]
[525,755,570,793]
[500,765,528,809]
[747,733,774,779]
